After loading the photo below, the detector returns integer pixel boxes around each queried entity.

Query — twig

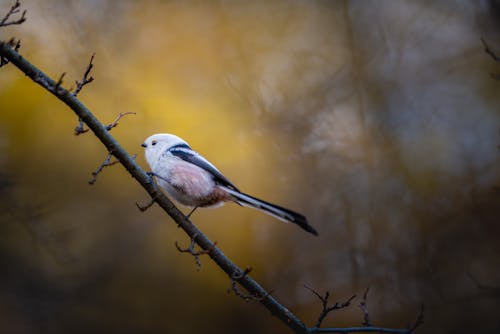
[73,53,95,97]
[88,152,119,185]
[467,272,500,293]
[74,118,89,135]
[358,288,371,327]
[407,305,424,333]
[481,38,500,80]
[105,112,136,131]
[304,285,356,328]
[175,233,217,271]
[72,53,95,135]
[228,267,271,302]
[53,72,66,95]
[481,37,500,62]
[0,0,26,28]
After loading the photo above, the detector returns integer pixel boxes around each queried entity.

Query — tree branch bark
[0,41,309,334]
[1,38,423,334]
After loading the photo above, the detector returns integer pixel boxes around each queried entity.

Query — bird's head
[141,133,189,166]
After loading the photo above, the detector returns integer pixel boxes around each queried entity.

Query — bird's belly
[155,162,228,207]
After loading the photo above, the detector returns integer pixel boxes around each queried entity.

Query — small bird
[141,133,318,236]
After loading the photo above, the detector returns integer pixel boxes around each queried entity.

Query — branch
[73,53,95,97]
[88,152,119,185]
[0,0,26,27]
[481,37,500,62]
[228,267,272,302]
[304,284,356,328]
[307,286,423,334]
[358,288,371,326]
[0,41,310,334]
[175,233,217,271]
[0,38,20,67]
[481,38,500,80]
[310,327,415,333]
[73,53,95,134]
[105,112,136,131]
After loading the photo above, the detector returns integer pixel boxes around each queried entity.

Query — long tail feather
[220,186,318,236]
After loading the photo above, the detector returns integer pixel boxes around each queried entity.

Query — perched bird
[141,133,318,236]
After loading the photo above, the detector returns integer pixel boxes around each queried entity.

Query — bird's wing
[167,145,239,191]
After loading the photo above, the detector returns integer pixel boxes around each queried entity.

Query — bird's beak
[141,143,147,148]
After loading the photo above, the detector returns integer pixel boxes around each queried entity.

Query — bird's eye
[151,140,157,146]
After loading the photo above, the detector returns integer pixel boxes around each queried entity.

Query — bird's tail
[220,186,318,236]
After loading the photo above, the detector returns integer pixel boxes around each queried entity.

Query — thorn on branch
[304,284,356,328]
[88,151,119,185]
[0,0,27,28]
[53,72,66,95]
[105,112,136,131]
[358,287,371,327]
[174,233,216,271]
[74,118,89,135]
[227,267,271,302]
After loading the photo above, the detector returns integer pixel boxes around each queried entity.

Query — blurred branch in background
[0,1,424,333]
[481,37,500,79]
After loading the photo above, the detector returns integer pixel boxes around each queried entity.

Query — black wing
[168,145,239,191]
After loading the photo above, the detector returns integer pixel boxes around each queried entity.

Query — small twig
[88,152,119,185]
[358,288,371,327]
[105,112,136,131]
[0,0,26,28]
[135,172,169,211]
[304,285,356,328]
[72,53,95,135]
[228,267,271,302]
[73,53,95,97]
[481,37,500,62]
[407,304,424,333]
[53,72,66,95]
[481,38,500,80]
[174,233,217,271]
[74,118,89,135]
[467,272,500,293]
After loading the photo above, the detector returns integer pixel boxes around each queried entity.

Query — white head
[141,133,189,167]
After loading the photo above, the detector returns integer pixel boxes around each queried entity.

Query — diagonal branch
[0,39,423,334]
[0,41,310,334]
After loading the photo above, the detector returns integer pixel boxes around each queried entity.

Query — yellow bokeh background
[1,1,500,333]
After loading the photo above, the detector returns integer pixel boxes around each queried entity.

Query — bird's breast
[154,159,230,207]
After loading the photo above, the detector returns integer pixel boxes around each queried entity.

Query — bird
[141,133,318,236]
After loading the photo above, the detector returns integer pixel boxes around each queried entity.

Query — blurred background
[1,1,500,333]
